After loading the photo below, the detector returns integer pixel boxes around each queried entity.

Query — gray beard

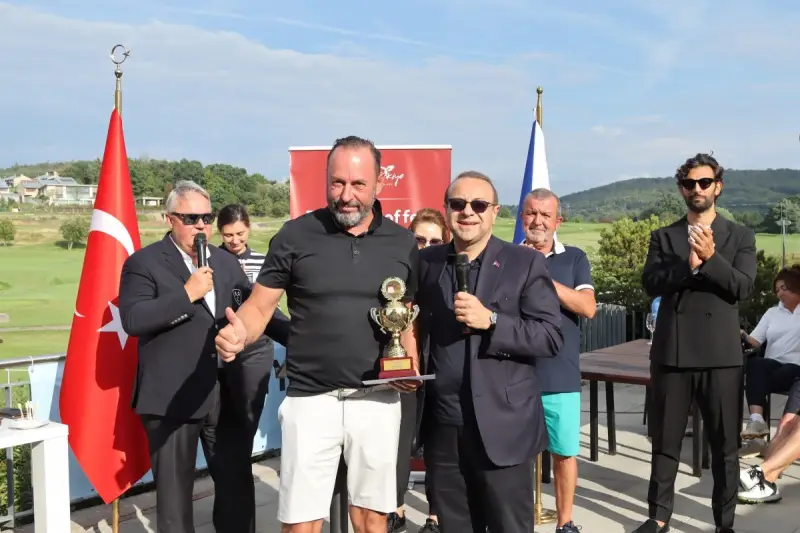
[329,201,373,228]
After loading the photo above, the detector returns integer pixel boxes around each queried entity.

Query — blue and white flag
[513,118,550,244]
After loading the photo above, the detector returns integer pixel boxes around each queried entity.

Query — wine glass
[645,313,656,345]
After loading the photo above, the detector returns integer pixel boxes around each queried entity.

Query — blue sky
[1,0,798,202]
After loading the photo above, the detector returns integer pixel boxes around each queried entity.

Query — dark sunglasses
[679,178,716,191]
[416,236,444,246]
[446,198,495,214]
[170,212,216,225]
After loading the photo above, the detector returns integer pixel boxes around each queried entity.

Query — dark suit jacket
[642,215,757,368]
[416,236,564,467]
[119,233,290,419]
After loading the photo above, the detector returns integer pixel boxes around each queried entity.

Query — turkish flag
[59,109,151,504]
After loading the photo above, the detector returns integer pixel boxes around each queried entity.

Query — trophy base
[378,356,415,380]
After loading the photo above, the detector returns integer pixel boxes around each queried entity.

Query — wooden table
[580,339,709,477]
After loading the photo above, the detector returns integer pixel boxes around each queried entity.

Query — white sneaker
[738,479,781,503]
[738,438,767,458]
[741,418,769,439]
[739,465,762,491]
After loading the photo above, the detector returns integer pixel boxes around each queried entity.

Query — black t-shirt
[256,200,419,396]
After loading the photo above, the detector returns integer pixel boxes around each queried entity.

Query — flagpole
[109,42,130,533]
[532,85,557,527]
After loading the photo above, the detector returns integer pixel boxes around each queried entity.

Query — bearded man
[215,136,421,533]
[633,153,756,533]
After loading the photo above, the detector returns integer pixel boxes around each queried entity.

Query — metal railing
[0,353,65,527]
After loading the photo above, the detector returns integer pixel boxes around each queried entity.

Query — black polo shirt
[427,245,484,425]
[256,200,419,396]
[535,240,594,393]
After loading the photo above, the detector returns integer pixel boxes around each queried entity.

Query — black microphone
[194,233,208,268]
[455,253,471,334]
[455,253,470,293]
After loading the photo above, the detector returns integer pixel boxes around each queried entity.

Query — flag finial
[110,44,130,115]
[535,86,543,128]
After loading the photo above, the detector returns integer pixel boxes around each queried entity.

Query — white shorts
[277,387,401,524]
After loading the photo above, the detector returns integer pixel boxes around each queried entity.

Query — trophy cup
[370,277,420,379]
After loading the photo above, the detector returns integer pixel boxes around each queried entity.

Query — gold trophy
[370,277,420,379]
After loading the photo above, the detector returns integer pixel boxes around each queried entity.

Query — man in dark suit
[119,180,289,533]
[415,171,564,533]
[633,154,757,533]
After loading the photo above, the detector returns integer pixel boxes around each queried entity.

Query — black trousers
[141,349,273,533]
[648,364,742,529]
[396,390,417,507]
[424,420,533,533]
[744,357,800,412]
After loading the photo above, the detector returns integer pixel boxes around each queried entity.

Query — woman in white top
[740,265,800,444]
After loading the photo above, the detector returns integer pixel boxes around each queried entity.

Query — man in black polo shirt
[215,136,420,533]
[521,188,596,533]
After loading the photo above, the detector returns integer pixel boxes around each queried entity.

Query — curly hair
[675,153,724,183]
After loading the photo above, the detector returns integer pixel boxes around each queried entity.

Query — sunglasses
[679,178,716,191]
[446,198,495,214]
[416,236,444,246]
[170,212,216,225]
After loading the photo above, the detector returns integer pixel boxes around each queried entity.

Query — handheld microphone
[455,253,470,293]
[455,253,471,334]
[194,233,208,268]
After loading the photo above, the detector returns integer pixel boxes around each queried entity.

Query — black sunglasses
[446,198,495,214]
[679,178,716,191]
[416,236,444,247]
[170,212,216,225]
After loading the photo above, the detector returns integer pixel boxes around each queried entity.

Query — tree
[716,206,736,222]
[60,217,89,250]
[593,215,663,311]
[739,250,781,329]
[0,219,14,245]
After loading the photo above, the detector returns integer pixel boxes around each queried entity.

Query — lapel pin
[493,260,500,268]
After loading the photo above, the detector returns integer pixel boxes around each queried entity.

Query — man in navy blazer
[415,171,563,533]
[119,181,289,533]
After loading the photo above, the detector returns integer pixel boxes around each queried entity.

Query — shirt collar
[169,234,210,262]
[326,199,385,235]
[543,237,565,258]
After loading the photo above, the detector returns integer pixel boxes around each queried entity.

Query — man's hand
[185,267,214,302]
[689,249,702,270]
[216,307,247,362]
[454,292,493,330]
[690,225,715,261]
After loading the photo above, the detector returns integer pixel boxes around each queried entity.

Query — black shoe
[631,519,670,533]
[556,521,581,532]
[387,512,407,533]
[418,518,440,532]
[715,528,735,533]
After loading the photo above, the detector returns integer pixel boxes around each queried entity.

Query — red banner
[289,145,452,225]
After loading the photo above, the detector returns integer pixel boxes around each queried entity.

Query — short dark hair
[675,153,724,182]
[326,136,382,177]
[217,203,250,231]
[774,264,800,295]
[445,170,499,204]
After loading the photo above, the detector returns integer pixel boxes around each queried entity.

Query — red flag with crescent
[59,109,151,503]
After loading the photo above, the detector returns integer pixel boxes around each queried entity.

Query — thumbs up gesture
[216,307,247,362]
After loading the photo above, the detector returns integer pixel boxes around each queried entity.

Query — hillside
[560,168,800,221]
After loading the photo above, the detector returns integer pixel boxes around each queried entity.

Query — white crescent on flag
[90,208,135,257]
[73,209,135,318]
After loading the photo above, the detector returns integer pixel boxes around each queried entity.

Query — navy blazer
[416,236,564,467]
[119,233,290,419]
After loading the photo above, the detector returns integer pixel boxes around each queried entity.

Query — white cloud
[591,126,624,137]
[0,1,798,203]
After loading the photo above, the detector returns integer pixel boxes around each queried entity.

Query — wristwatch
[489,312,498,330]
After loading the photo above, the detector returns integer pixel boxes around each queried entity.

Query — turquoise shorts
[541,392,581,458]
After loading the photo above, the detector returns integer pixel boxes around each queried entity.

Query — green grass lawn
[1,213,798,359]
